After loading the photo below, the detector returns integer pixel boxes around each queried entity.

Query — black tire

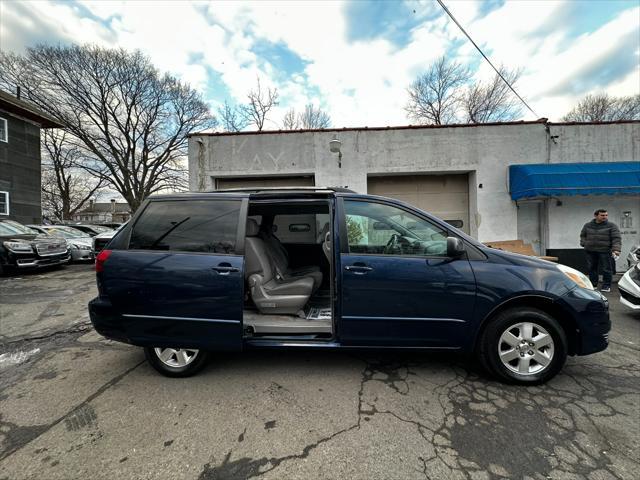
[478,308,568,385]
[144,347,209,378]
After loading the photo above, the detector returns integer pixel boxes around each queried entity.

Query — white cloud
[1,0,638,126]
[456,2,640,119]
[0,0,112,52]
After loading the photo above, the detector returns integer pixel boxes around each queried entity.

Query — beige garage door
[215,175,314,190]
[367,174,470,233]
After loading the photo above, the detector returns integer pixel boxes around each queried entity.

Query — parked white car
[618,263,640,310]
[627,244,640,269]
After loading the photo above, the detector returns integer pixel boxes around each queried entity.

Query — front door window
[344,200,448,257]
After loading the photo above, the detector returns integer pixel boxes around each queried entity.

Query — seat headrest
[246,218,260,237]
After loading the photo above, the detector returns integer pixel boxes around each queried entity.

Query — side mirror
[446,237,465,257]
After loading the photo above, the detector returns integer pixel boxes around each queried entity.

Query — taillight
[95,249,112,273]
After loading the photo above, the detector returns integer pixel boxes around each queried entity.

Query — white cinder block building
[188,120,640,272]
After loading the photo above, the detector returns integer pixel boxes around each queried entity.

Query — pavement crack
[199,360,373,480]
[607,339,640,352]
[0,322,93,349]
[0,359,145,462]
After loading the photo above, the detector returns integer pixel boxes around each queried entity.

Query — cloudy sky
[1,0,639,129]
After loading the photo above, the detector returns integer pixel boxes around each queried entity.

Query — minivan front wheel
[479,308,567,385]
[144,347,209,377]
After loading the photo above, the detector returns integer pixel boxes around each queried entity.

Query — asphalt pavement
[0,264,638,480]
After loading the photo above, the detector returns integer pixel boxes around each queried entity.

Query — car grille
[35,242,67,256]
[620,289,640,306]
[94,238,110,255]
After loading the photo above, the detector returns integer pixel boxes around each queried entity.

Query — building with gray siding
[0,90,63,225]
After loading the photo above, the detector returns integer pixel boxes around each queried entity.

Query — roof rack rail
[207,186,357,194]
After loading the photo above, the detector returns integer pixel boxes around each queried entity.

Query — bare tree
[282,104,331,130]
[464,67,522,123]
[282,107,300,130]
[405,56,471,125]
[217,100,249,132]
[41,130,105,221]
[562,93,640,122]
[0,45,216,211]
[241,77,279,131]
[298,104,331,129]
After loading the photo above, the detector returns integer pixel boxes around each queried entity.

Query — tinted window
[129,200,240,253]
[344,200,448,256]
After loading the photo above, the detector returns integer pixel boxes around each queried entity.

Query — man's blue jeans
[585,250,612,288]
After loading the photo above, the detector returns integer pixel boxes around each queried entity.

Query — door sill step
[245,338,339,348]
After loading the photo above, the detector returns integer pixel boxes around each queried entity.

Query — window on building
[0,118,7,142]
[0,191,9,215]
[129,199,241,254]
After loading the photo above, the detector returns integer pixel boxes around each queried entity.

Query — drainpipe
[197,138,208,191]
[542,119,557,257]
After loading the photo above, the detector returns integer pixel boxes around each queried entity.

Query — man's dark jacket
[580,220,621,252]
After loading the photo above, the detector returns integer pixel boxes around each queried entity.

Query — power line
[436,0,538,118]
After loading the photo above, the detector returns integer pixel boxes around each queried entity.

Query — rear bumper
[88,297,132,344]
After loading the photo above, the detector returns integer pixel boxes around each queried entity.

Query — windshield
[44,226,89,239]
[0,220,35,235]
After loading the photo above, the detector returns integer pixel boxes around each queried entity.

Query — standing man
[580,209,621,292]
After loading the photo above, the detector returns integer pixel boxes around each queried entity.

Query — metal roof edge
[188,119,550,137]
[547,119,640,127]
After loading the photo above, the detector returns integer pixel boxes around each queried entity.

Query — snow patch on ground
[0,348,41,369]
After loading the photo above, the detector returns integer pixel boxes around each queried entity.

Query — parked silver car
[28,225,94,262]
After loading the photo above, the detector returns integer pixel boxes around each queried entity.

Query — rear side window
[129,200,240,253]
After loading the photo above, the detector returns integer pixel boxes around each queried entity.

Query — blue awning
[509,161,640,201]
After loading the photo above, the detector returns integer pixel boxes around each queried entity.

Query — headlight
[557,264,594,290]
[3,241,34,253]
[71,243,90,250]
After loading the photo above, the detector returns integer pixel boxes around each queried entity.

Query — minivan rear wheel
[144,347,209,377]
[478,308,567,385]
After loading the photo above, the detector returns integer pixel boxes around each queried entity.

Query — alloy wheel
[498,322,555,376]
[153,348,199,368]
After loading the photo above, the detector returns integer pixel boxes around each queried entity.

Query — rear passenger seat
[259,224,323,291]
[245,219,315,315]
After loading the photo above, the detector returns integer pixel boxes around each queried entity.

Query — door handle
[345,265,373,274]
[212,265,240,274]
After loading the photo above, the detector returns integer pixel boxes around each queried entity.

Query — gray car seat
[318,222,331,262]
[259,224,323,291]
[245,219,314,315]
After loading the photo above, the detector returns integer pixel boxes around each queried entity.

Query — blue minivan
[88,187,610,384]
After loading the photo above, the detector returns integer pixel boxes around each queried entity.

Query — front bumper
[70,246,95,262]
[11,250,71,268]
[618,269,640,310]
[559,287,610,356]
